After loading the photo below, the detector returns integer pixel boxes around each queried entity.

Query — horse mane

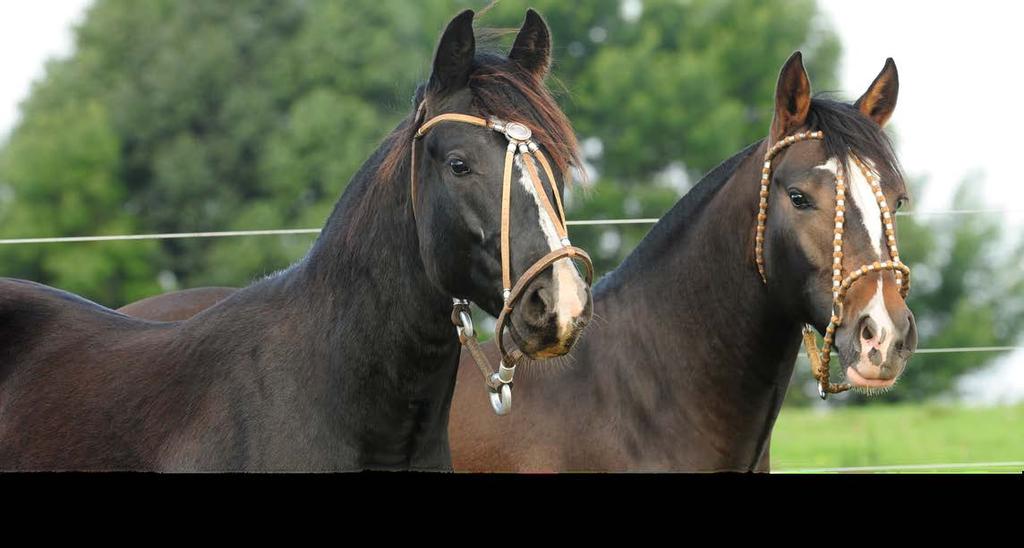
[596,96,903,295]
[595,139,764,295]
[311,47,582,263]
[379,51,581,184]
[805,96,903,181]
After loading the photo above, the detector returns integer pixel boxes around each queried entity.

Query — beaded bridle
[755,131,911,399]
[411,107,594,415]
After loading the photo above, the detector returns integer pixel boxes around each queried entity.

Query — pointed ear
[770,51,812,144]
[509,9,552,79]
[855,58,899,127]
[429,10,476,95]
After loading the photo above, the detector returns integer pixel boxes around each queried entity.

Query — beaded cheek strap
[755,131,911,399]
[410,108,594,415]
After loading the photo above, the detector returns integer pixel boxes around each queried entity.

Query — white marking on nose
[515,156,586,339]
[818,156,896,365]
[845,157,883,259]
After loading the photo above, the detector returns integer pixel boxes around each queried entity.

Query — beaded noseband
[756,131,911,399]
[411,108,594,415]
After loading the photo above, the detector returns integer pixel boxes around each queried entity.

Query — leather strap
[413,109,594,413]
[494,245,593,361]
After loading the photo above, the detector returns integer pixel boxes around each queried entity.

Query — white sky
[0,0,90,142]
[818,0,1023,404]
[0,0,1020,402]
[819,0,1024,223]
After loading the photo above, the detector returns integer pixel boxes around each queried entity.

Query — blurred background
[0,0,1020,472]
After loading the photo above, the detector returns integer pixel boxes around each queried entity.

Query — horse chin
[836,334,911,395]
[507,319,584,361]
[844,366,898,394]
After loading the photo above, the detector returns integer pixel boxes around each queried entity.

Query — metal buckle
[488,362,516,415]
[489,383,512,415]
[453,298,474,338]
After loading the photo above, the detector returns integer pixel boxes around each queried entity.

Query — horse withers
[0,9,592,471]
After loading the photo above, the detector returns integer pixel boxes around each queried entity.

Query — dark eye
[788,189,812,209]
[895,196,909,210]
[448,158,471,176]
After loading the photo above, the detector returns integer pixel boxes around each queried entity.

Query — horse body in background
[448,54,917,472]
[117,287,237,322]
[0,9,593,471]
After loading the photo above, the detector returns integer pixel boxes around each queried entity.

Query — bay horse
[117,287,237,322]
[446,53,917,472]
[0,9,594,471]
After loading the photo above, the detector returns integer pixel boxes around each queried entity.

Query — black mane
[595,97,901,296]
[379,51,580,186]
[807,97,902,181]
[595,139,763,296]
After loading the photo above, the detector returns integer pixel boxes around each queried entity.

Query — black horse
[0,9,592,471]
[448,53,918,472]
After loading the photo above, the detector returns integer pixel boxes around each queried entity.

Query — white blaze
[515,155,586,338]
[820,156,896,367]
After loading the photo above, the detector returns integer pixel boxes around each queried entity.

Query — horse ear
[855,58,899,127]
[509,9,552,79]
[770,51,812,144]
[429,10,476,95]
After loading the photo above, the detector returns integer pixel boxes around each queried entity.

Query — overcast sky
[0,1,1020,401]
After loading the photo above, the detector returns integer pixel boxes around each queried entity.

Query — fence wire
[2,208,1020,246]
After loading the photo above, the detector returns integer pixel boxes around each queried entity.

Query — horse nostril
[521,283,555,328]
[860,319,875,342]
[529,286,546,309]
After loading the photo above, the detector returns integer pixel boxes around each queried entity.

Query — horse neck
[180,138,460,468]
[294,143,456,381]
[578,142,802,467]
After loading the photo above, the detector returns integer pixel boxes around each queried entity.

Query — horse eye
[788,189,812,209]
[448,158,471,176]
[895,197,908,210]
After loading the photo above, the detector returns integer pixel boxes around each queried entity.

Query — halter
[755,131,911,399]
[411,107,594,415]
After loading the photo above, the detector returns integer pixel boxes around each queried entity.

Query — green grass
[770,404,1024,473]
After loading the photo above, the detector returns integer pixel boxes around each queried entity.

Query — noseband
[755,131,911,399]
[411,108,594,415]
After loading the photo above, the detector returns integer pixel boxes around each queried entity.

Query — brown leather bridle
[411,107,594,415]
[755,131,911,399]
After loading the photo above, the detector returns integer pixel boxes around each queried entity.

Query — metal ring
[489,383,512,415]
[457,310,474,338]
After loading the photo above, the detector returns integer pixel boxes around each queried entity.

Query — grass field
[770,403,1024,473]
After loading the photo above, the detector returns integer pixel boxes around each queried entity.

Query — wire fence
[2,208,1021,246]
[773,461,1024,473]
[794,346,1023,357]
[1,209,1021,359]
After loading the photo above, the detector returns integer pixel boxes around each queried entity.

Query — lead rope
[756,131,911,399]
[412,111,593,415]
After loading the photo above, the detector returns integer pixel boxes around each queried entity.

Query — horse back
[0,278,189,469]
